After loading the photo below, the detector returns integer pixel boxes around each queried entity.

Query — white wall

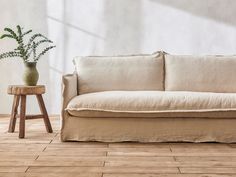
[0,0,236,114]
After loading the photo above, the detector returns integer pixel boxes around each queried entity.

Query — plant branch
[0,51,22,60]
[0,34,14,39]
[22,29,32,37]
[27,33,48,49]
[35,45,55,61]
[0,25,56,63]
[32,42,36,60]
[4,28,18,41]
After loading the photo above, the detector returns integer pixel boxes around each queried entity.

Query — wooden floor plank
[27,166,179,173]
[48,142,108,148]
[0,160,104,167]
[105,161,236,167]
[44,147,170,154]
[0,140,51,144]
[171,148,236,153]
[0,155,37,161]
[38,155,175,162]
[26,173,102,177]
[108,143,170,148]
[0,167,27,172]
[0,173,25,177]
[0,173,102,177]
[180,167,236,174]
[41,150,107,156]
[0,144,45,152]
[176,156,236,162]
[169,143,231,148]
[103,174,236,177]
[108,151,236,157]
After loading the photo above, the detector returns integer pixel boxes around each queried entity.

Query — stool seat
[8,85,45,95]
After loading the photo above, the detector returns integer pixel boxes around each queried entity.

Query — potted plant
[0,25,55,86]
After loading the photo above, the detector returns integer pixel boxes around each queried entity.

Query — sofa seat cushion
[66,91,236,118]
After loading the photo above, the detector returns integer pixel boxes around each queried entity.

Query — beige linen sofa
[61,51,236,143]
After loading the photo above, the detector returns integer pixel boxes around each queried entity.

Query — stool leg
[36,94,53,133]
[8,95,20,133]
[19,95,26,138]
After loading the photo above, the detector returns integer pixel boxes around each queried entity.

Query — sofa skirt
[61,116,236,143]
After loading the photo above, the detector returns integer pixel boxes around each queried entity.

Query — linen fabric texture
[165,55,236,92]
[61,53,236,143]
[66,91,236,118]
[73,52,164,94]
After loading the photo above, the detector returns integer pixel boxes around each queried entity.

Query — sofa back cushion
[74,52,164,94]
[165,55,236,93]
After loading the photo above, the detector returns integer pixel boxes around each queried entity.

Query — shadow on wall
[151,0,236,26]
[103,0,143,54]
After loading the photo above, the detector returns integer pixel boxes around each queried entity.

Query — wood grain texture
[19,95,26,138]
[7,85,45,95]
[8,95,20,133]
[7,85,53,138]
[0,116,236,177]
[103,174,236,177]
[36,95,53,133]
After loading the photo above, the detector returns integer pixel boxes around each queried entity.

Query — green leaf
[27,33,48,46]
[22,29,32,36]
[0,34,14,39]
[26,33,49,54]
[32,42,36,60]
[4,27,18,40]
[17,25,24,45]
[34,39,52,48]
[0,51,21,60]
[16,25,22,37]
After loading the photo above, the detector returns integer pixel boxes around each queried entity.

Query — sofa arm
[61,73,78,112]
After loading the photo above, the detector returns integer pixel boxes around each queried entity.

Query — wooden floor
[0,117,236,177]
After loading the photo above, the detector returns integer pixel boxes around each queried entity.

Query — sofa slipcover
[61,52,236,143]
[61,116,236,142]
[73,51,164,94]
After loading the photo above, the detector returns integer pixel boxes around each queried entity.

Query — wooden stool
[7,85,53,138]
